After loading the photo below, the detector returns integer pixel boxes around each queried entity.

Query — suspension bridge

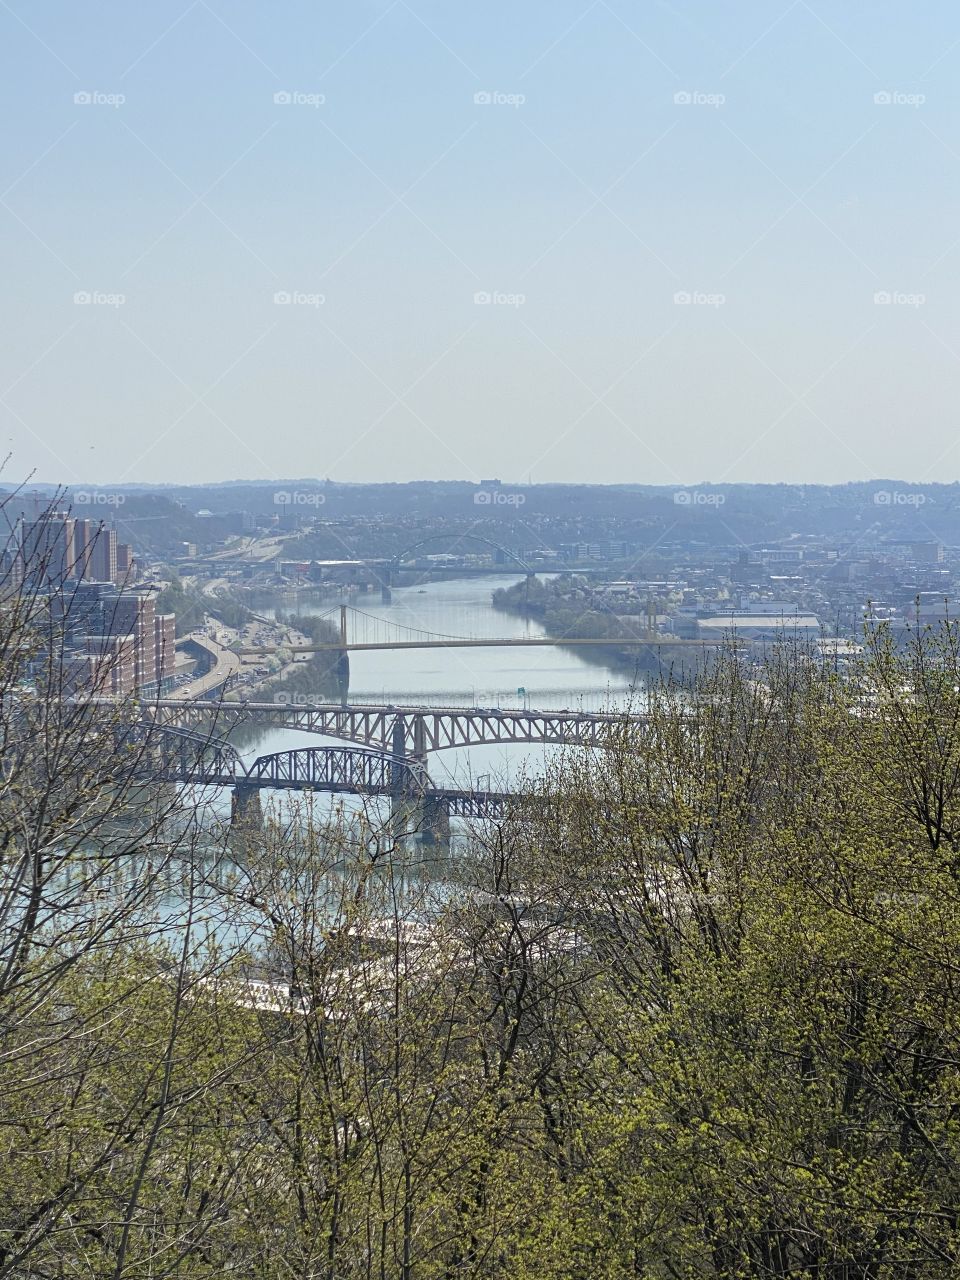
[239,604,716,656]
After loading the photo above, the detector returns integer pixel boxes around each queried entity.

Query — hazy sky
[2,1,959,487]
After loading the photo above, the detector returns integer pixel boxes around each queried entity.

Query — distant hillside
[10,480,960,551]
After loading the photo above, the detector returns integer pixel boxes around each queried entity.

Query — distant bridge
[155,742,518,826]
[237,603,714,657]
[120,722,244,778]
[149,699,649,758]
[239,636,714,655]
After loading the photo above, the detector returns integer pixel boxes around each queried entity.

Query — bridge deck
[237,636,718,655]
[149,699,652,756]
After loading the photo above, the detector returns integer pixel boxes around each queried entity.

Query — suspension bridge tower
[337,605,350,704]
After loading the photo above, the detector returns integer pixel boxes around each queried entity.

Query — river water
[243,574,639,798]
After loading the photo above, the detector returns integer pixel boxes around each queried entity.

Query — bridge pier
[389,716,410,841]
[420,794,451,851]
[336,650,350,704]
[231,782,263,831]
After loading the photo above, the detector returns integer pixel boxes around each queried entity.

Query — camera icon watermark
[273,90,326,107]
[274,491,326,507]
[74,490,125,507]
[873,490,927,507]
[874,90,925,107]
[873,290,925,308]
[474,90,526,108]
[474,489,526,507]
[274,691,318,706]
[674,290,725,308]
[74,90,125,108]
[73,291,126,308]
[473,290,526,308]
[674,90,725,108]
[674,490,725,507]
[274,290,325,308]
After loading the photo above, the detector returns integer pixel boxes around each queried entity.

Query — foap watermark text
[874,90,925,107]
[275,491,326,507]
[873,490,927,507]
[274,291,325,307]
[674,490,725,507]
[74,491,125,507]
[674,90,725,108]
[274,90,325,107]
[474,290,525,308]
[74,90,124,108]
[474,90,525,108]
[74,291,125,308]
[874,290,925,308]
[474,489,525,507]
[674,290,725,308]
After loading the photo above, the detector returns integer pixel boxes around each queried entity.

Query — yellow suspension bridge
[237,605,720,656]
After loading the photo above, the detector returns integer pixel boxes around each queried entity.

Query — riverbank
[491,576,661,679]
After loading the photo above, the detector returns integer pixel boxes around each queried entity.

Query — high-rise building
[64,632,138,696]
[58,585,177,695]
[72,518,97,579]
[88,525,117,584]
[20,512,75,584]
[105,594,157,689]
[116,542,134,583]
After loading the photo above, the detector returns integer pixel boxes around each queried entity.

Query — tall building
[65,632,137,696]
[20,512,75,584]
[106,594,156,689]
[88,525,117,584]
[72,518,97,579]
[116,541,134,583]
[57,583,177,696]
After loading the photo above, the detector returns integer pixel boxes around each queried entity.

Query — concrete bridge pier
[419,794,451,851]
[231,782,263,831]
[389,715,410,841]
[335,650,350,704]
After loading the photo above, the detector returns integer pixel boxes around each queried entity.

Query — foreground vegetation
[5,519,960,1275]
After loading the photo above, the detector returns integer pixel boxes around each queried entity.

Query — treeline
[254,610,344,704]
[494,576,630,638]
[6,527,960,1275]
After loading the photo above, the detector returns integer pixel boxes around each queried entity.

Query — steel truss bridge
[153,741,516,823]
[150,699,646,758]
[117,699,651,829]
[120,723,244,778]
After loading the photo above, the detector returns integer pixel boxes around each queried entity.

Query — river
[240,574,640,801]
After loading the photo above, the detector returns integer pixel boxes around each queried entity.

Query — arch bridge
[154,741,515,830]
[151,699,646,759]
[121,722,243,780]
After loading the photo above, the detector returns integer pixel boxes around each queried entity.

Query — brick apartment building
[58,582,176,697]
